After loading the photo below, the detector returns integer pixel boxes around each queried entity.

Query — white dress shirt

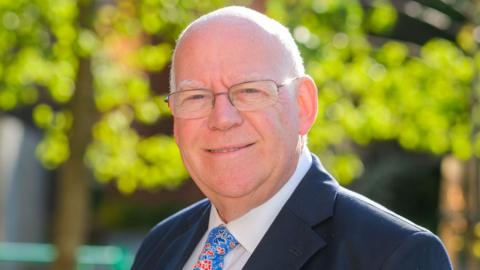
[183,147,312,270]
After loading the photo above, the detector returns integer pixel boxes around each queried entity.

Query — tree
[0,0,231,269]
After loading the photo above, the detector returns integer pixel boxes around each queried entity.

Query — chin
[215,186,257,199]
[204,173,265,199]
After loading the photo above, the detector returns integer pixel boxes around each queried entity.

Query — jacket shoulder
[335,187,427,234]
[149,198,210,235]
[132,199,210,267]
[326,187,451,269]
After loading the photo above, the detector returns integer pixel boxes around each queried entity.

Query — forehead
[173,17,290,88]
[177,73,268,90]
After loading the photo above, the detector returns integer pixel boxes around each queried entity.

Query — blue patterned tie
[193,225,239,270]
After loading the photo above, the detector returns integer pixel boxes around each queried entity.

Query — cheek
[274,101,301,138]
[173,119,197,149]
[173,122,180,145]
[173,120,202,176]
[253,108,299,152]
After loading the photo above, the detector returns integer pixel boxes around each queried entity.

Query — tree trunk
[465,158,480,270]
[52,56,96,269]
[52,2,96,268]
[439,156,480,269]
[438,155,467,269]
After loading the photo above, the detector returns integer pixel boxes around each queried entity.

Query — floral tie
[193,225,239,270]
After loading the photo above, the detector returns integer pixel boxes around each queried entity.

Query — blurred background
[0,0,479,269]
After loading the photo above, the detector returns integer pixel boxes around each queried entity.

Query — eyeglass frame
[164,77,300,119]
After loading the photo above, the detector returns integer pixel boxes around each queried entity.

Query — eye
[237,87,265,97]
[177,91,211,106]
[230,81,277,110]
[241,88,261,94]
[186,94,207,100]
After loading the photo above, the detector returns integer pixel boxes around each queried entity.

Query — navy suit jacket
[132,155,452,269]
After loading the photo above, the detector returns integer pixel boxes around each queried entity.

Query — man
[133,6,452,270]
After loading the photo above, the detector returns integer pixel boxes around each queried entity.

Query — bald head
[169,6,304,91]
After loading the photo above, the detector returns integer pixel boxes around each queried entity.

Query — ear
[296,75,318,135]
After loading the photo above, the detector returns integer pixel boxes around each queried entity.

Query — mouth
[206,143,255,153]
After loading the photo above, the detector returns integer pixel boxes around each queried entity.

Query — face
[172,19,309,207]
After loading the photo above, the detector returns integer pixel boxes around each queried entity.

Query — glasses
[165,78,298,119]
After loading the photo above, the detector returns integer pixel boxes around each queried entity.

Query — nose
[207,92,243,130]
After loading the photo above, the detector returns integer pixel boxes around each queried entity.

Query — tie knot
[194,225,238,270]
[207,225,238,253]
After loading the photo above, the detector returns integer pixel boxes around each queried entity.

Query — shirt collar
[208,147,313,253]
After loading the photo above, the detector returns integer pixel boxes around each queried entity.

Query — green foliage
[366,1,397,34]
[267,0,478,185]
[2,0,478,191]
[31,103,73,167]
[0,0,78,172]
[86,108,187,194]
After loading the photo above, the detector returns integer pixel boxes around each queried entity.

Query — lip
[205,143,255,154]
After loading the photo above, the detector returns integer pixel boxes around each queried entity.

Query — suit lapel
[158,202,210,270]
[244,155,339,269]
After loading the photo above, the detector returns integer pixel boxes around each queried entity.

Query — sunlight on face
[172,18,303,209]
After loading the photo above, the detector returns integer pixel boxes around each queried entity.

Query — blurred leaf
[0,89,17,110]
[35,131,70,169]
[367,1,397,34]
[137,43,172,71]
[134,99,160,124]
[33,103,54,128]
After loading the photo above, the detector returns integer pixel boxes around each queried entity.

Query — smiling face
[172,17,313,214]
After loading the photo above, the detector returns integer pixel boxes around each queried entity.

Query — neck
[213,197,256,223]
[210,149,304,223]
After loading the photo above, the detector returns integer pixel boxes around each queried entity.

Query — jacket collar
[162,201,210,270]
[243,154,339,269]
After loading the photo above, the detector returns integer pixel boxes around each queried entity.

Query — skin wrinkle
[171,8,317,222]
[176,73,269,92]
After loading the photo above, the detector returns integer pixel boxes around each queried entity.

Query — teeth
[209,147,241,153]
[207,143,254,153]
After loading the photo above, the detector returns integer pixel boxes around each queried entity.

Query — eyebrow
[176,73,268,90]
[176,80,206,90]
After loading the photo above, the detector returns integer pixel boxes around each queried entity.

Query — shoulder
[381,230,452,269]
[133,199,210,264]
[148,198,210,236]
[329,187,452,269]
[335,186,426,234]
